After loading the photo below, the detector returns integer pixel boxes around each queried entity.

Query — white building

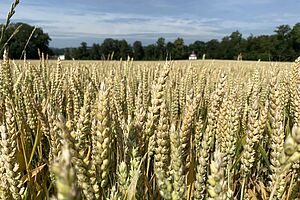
[58,55,65,60]
[189,52,197,60]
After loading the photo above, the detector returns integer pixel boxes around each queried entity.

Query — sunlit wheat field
[1,51,300,200]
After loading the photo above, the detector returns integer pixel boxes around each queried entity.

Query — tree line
[2,22,300,61]
[56,23,300,61]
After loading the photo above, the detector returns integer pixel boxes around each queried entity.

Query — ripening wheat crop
[1,50,300,200]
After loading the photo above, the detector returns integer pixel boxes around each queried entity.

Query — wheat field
[0,50,300,200]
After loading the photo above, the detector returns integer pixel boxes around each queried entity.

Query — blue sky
[1,0,300,47]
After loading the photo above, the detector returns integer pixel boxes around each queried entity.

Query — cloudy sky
[0,0,299,47]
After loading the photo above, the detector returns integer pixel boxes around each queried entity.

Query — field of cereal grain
[1,51,300,199]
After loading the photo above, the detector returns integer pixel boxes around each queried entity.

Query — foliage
[0,23,52,59]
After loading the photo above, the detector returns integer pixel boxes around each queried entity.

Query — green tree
[205,39,220,59]
[156,37,166,60]
[275,25,291,40]
[51,48,64,55]
[189,40,205,58]
[166,41,175,59]
[101,38,118,60]
[132,41,144,60]
[173,37,187,59]
[73,42,90,60]
[64,48,73,60]
[90,43,101,60]
[219,31,245,59]
[274,25,294,61]
[291,23,300,56]
[118,39,132,60]
[144,44,156,60]
[245,35,274,61]
[1,22,52,59]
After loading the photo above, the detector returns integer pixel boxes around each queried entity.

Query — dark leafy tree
[244,35,275,60]
[173,37,187,59]
[90,43,101,60]
[291,23,300,56]
[189,40,205,58]
[101,38,119,60]
[156,37,166,60]
[0,22,52,59]
[144,44,156,60]
[132,41,144,60]
[273,25,295,61]
[51,48,64,55]
[64,48,73,60]
[219,31,246,59]
[166,41,175,60]
[205,39,220,59]
[73,42,89,60]
[118,39,132,60]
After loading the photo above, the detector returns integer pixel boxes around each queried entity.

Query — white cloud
[1,2,224,41]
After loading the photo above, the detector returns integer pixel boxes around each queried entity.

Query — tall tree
[173,38,186,59]
[205,39,220,59]
[73,42,90,60]
[219,31,245,59]
[291,23,300,56]
[144,44,156,60]
[166,41,175,60]
[189,40,205,58]
[101,38,118,60]
[274,25,294,60]
[118,39,132,60]
[245,35,274,61]
[132,41,144,60]
[1,22,52,59]
[156,37,166,60]
[64,48,73,60]
[90,43,101,60]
